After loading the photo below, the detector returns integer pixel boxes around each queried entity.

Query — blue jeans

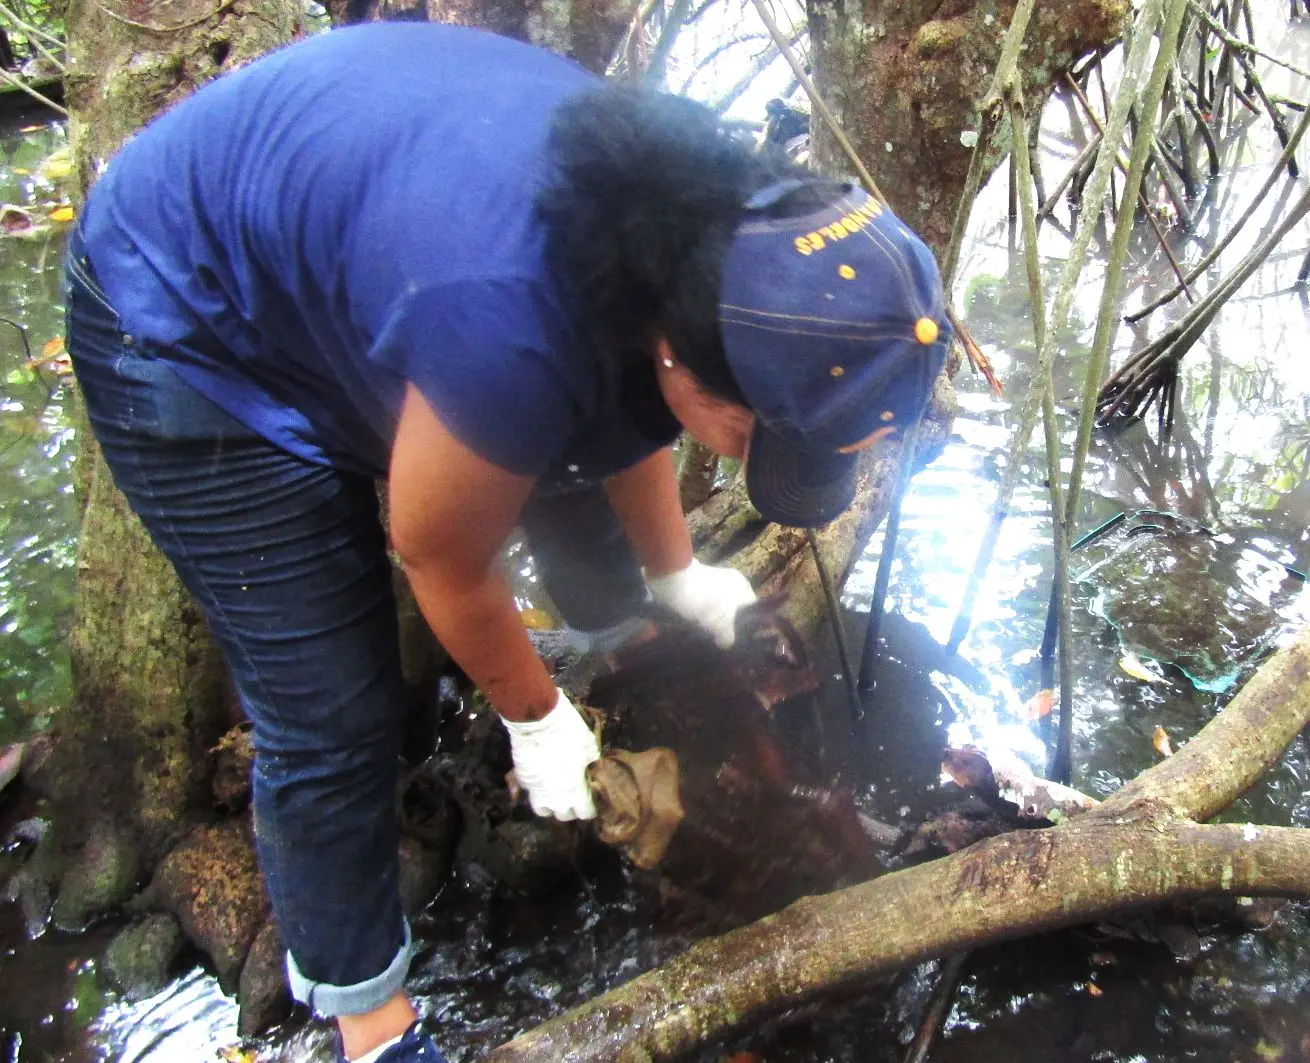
[63,230,646,1015]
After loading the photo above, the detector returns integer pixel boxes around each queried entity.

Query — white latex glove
[502,689,601,821]
[645,558,757,649]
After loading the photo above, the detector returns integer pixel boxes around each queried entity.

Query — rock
[211,726,254,812]
[50,817,141,932]
[238,918,291,1037]
[397,835,450,917]
[0,743,23,796]
[148,817,268,993]
[475,819,577,892]
[104,913,184,1001]
[3,862,53,939]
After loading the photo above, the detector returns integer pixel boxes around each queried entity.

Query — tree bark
[806,0,1132,255]
[41,0,304,926]
[323,0,634,76]
[483,625,1310,1061]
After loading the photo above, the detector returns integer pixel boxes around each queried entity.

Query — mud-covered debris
[588,748,684,870]
[211,726,254,811]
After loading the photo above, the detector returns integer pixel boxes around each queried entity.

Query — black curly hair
[536,84,832,406]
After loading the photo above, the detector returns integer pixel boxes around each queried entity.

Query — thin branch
[92,0,233,33]
[1062,0,1188,526]
[1125,99,1310,322]
[1188,0,1310,84]
[942,0,1038,285]
[708,29,802,116]
[0,1,66,71]
[644,0,694,85]
[745,0,885,203]
[947,0,1164,654]
[0,64,66,115]
[1064,72,1196,303]
[1009,78,1075,783]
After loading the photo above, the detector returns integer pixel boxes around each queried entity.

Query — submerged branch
[486,819,1310,1062]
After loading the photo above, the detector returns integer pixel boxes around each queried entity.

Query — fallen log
[484,625,1310,1061]
[485,818,1310,1062]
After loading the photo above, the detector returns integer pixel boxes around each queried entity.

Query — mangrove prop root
[483,624,1310,1062]
[485,820,1310,1063]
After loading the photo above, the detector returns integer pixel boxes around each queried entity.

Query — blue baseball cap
[719,180,951,528]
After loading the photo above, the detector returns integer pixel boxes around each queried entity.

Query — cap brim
[745,421,858,528]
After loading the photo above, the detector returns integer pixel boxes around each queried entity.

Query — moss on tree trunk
[807,0,1131,254]
[42,0,304,926]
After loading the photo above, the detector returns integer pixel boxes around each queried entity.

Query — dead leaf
[42,336,64,359]
[1086,982,1103,997]
[0,204,36,234]
[48,204,75,223]
[1118,653,1161,683]
[1253,1039,1283,1062]
[218,1046,257,1063]
[940,747,998,794]
[519,607,556,631]
[1152,725,1173,758]
[37,148,73,182]
[1024,688,1055,720]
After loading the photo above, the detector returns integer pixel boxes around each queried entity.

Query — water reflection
[0,114,75,746]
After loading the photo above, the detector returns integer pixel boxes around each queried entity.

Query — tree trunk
[806,0,1132,254]
[323,0,633,75]
[484,624,1310,1061]
[39,0,304,929]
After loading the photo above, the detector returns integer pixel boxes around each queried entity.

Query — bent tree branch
[484,626,1310,1062]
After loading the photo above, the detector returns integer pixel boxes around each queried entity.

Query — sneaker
[350,1021,448,1063]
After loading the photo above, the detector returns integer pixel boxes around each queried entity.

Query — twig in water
[857,402,925,696]
[1125,99,1310,322]
[1061,0,1189,560]
[807,529,862,723]
[947,0,1164,655]
[904,953,969,1063]
[1065,72,1195,303]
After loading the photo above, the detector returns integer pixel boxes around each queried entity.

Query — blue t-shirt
[81,23,678,482]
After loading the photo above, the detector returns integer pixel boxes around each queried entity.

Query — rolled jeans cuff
[286,918,415,1017]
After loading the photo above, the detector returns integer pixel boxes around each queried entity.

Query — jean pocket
[113,348,260,442]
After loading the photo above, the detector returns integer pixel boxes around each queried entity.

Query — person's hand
[501,689,601,820]
[646,558,756,649]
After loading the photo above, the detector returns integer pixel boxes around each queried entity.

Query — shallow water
[4,12,1310,1061]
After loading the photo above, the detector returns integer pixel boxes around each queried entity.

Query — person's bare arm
[388,385,556,722]
[603,446,694,579]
